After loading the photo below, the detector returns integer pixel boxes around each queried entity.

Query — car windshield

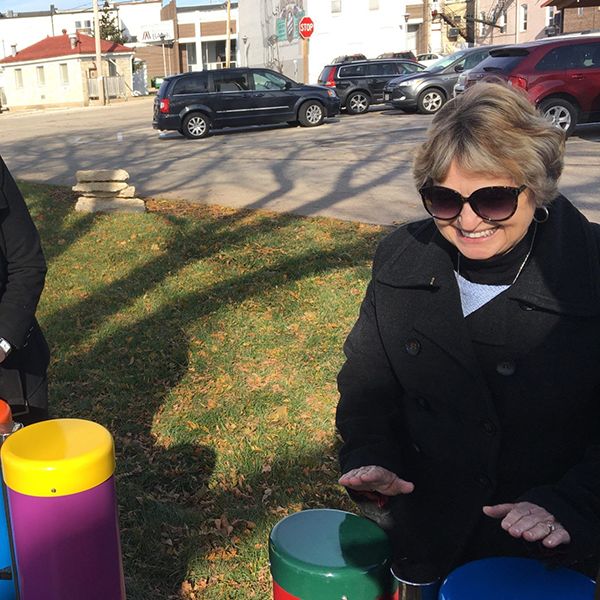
[425,51,467,72]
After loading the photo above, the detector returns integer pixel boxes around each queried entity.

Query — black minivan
[153,67,340,139]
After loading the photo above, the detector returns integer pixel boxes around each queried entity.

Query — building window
[59,63,69,85]
[369,0,379,9]
[546,6,555,27]
[577,6,584,16]
[480,11,486,36]
[185,43,197,66]
[520,4,528,31]
[332,0,342,13]
[108,60,117,76]
[15,69,23,88]
[36,65,45,86]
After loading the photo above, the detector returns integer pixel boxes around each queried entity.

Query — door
[249,70,297,122]
[562,42,600,118]
[210,70,254,126]
[365,62,401,102]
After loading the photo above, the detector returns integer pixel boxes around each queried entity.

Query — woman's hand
[483,501,571,548]
[339,465,415,496]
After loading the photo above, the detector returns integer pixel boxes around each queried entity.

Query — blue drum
[439,557,595,600]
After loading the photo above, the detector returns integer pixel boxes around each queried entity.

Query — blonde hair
[412,81,565,206]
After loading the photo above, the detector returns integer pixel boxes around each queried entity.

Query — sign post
[298,16,314,84]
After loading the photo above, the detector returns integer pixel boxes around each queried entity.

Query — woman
[0,156,49,425]
[336,81,600,580]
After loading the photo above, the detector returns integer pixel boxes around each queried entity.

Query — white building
[238,0,435,84]
[0,32,134,110]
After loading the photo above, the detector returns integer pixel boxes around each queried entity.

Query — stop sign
[298,16,314,39]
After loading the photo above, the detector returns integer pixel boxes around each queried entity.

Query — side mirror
[454,65,465,73]
[285,81,292,90]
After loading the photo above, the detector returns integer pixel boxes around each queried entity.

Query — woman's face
[434,161,536,260]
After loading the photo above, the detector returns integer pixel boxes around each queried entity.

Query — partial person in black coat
[336,81,600,580]
[0,156,49,425]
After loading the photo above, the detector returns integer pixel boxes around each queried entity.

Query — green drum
[269,509,395,600]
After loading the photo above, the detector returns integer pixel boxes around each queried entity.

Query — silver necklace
[457,222,538,286]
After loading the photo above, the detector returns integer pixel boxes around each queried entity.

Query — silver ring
[545,522,556,534]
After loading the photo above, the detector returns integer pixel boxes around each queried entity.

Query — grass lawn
[22,182,389,599]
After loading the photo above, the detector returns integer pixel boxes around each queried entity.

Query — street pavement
[1,96,599,226]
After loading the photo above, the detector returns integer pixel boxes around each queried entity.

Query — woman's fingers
[339,465,414,496]
[483,501,571,547]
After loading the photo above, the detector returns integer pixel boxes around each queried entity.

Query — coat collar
[376,196,600,317]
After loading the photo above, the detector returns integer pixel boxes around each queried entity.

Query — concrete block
[75,197,146,213]
[79,186,136,198]
[73,181,129,193]
[75,169,129,182]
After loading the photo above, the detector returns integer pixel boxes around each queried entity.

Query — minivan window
[535,46,575,71]
[253,71,289,91]
[571,43,600,68]
[173,74,209,95]
[212,71,250,92]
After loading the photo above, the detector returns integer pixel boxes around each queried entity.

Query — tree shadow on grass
[37,198,384,598]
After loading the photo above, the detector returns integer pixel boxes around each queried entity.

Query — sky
[0,0,224,12]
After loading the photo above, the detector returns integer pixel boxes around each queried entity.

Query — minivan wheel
[298,101,325,127]
[346,92,370,115]
[539,98,577,136]
[182,112,211,139]
[417,88,445,114]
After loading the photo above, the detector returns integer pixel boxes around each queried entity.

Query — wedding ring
[545,522,556,534]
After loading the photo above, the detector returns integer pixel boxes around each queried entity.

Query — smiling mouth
[459,228,497,239]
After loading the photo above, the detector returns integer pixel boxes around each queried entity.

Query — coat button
[481,419,497,436]
[416,397,429,410]
[496,360,516,376]
[412,442,422,454]
[476,474,491,488]
[405,339,421,356]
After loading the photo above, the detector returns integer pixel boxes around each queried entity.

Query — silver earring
[533,206,549,223]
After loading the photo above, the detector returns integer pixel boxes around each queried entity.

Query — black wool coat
[336,195,600,578]
[0,157,49,410]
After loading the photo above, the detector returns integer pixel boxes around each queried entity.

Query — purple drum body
[7,476,125,600]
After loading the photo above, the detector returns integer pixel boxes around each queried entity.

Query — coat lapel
[376,222,483,379]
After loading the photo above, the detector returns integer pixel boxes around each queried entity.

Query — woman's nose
[456,200,482,229]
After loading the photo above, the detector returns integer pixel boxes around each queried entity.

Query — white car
[416,53,445,67]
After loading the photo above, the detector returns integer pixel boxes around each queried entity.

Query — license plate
[384,93,390,101]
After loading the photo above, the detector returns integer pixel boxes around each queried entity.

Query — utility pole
[92,0,105,105]
[422,0,430,54]
[225,0,231,68]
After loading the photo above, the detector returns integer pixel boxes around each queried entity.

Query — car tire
[182,112,211,139]
[346,91,370,115]
[298,101,325,127]
[539,98,577,136]
[417,88,446,114]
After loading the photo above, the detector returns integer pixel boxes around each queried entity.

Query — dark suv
[318,58,424,114]
[383,46,502,114]
[153,67,340,139]
[465,36,600,135]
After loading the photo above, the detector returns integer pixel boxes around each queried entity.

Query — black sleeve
[335,243,407,478]
[0,157,47,349]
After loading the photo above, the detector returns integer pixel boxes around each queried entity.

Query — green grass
[22,182,389,599]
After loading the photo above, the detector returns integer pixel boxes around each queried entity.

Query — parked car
[416,52,444,67]
[464,36,600,135]
[377,51,417,61]
[453,70,469,97]
[331,54,367,64]
[153,67,340,139]
[318,58,425,114]
[383,46,503,114]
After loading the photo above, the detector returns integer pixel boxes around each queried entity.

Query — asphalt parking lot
[1,96,599,225]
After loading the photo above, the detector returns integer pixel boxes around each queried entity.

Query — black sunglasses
[419,184,527,222]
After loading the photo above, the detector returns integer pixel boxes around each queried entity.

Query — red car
[465,35,600,135]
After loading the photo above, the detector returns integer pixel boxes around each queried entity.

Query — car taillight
[324,68,337,88]
[159,98,170,113]
[508,75,528,90]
